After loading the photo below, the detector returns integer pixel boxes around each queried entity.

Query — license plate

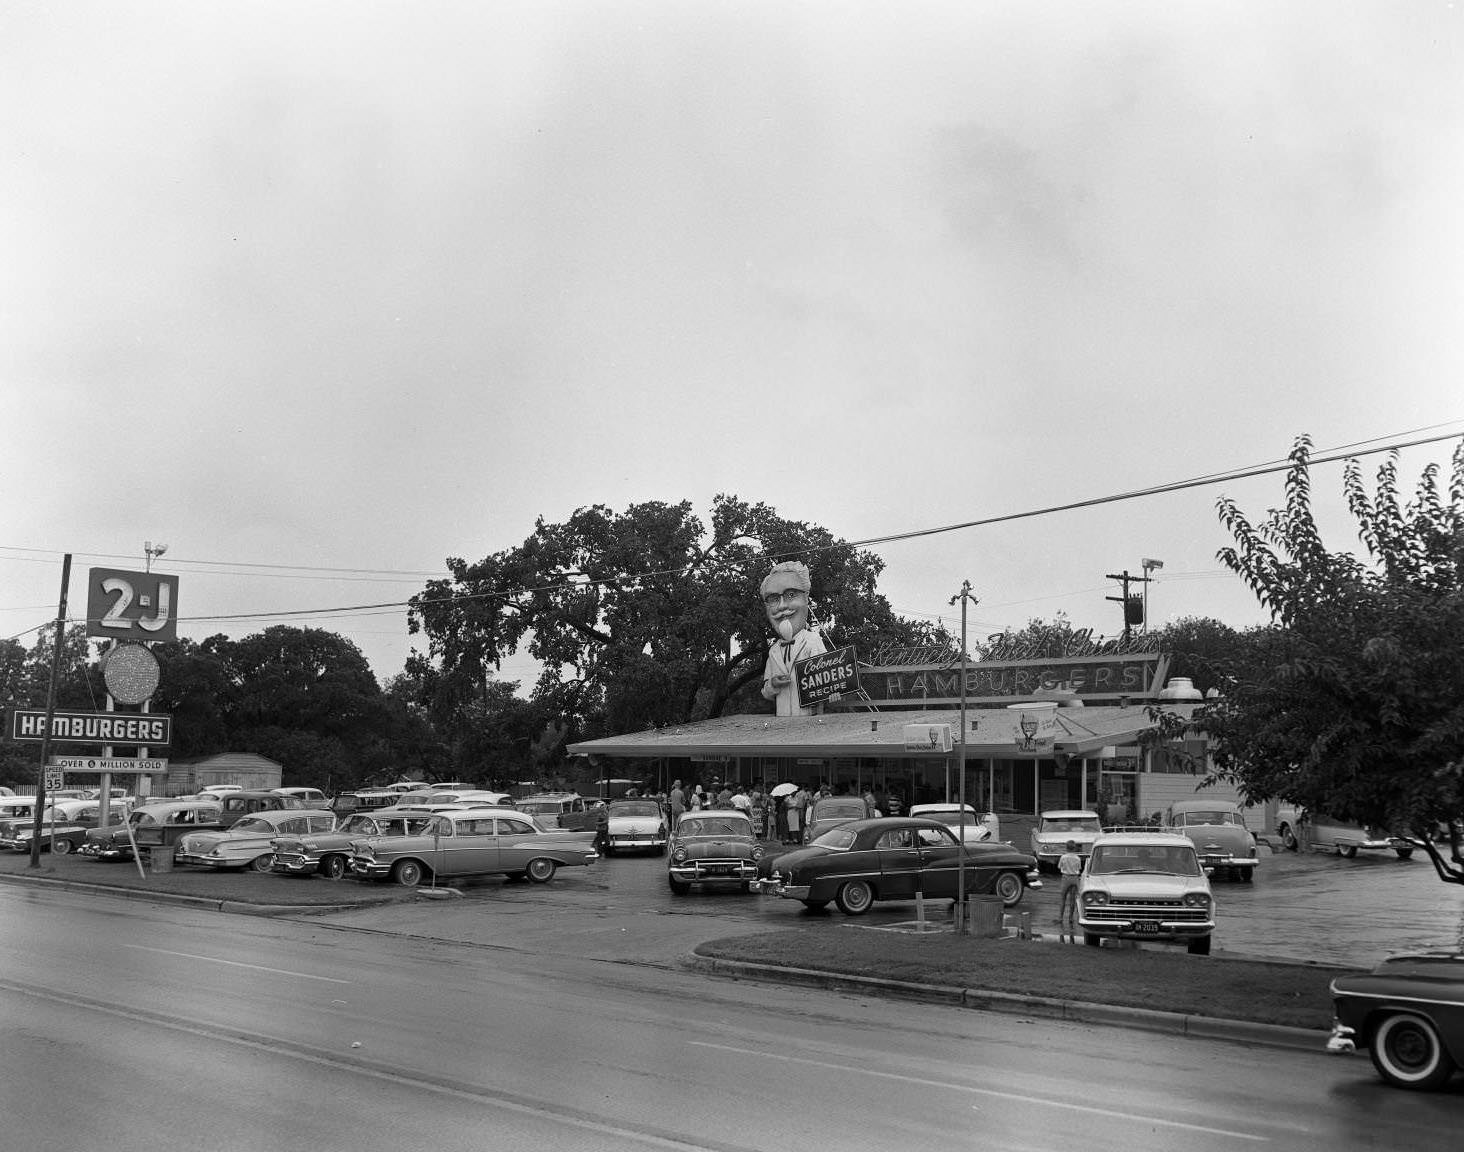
[706,865,733,875]
[1134,921,1160,934]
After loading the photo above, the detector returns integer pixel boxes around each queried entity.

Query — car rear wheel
[993,871,1024,907]
[526,857,557,883]
[320,854,347,881]
[1239,867,1255,884]
[392,859,425,887]
[835,879,874,915]
[1187,935,1212,956]
[1371,1011,1457,1090]
[1280,823,1298,851]
[1339,844,1358,859]
[51,839,73,855]
[668,876,691,895]
[250,853,274,873]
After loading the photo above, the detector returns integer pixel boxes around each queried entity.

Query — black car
[755,816,1041,915]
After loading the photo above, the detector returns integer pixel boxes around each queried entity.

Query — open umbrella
[769,782,797,798]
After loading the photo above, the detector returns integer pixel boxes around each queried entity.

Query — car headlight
[1082,890,1108,906]
[1182,892,1211,908]
[672,847,688,862]
[751,844,764,860]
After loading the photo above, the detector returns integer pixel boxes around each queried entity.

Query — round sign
[101,642,161,705]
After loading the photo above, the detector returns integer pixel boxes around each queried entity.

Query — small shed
[166,752,283,797]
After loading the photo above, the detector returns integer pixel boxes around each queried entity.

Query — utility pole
[948,580,979,933]
[1105,568,1152,641]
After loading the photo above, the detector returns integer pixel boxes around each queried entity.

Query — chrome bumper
[1326,1023,1357,1054]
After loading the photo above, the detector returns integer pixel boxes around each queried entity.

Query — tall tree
[408,495,937,745]
[1197,435,1464,880]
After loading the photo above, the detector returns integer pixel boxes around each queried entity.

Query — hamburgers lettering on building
[7,708,172,746]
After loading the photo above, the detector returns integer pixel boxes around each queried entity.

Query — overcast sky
[4,1,1462,690]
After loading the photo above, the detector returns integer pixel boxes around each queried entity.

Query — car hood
[676,837,755,859]
[1084,874,1210,900]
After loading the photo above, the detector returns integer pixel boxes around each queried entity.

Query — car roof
[1092,831,1197,847]
[910,803,978,813]
[1039,810,1101,819]
[229,807,335,823]
[1168,798,1241,811]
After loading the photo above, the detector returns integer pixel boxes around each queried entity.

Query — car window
[679,817,748,837]
[610,802,661,818]
[1090,845,1202,876]
[341,815,373,833]
[1043,817,1101,833]
[497,817,537,835]
[810,827,858,849]
[455,819,494,835]
[915,826,955,847]
[305,815,335,832]
[232,817,274,834]
[876,829,915,849]
[429,817,454,837]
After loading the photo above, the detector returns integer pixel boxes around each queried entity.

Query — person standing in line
[749,782,767,840]
[787,784,809,845]
[1058,840,1083,926]
[690,784,705,811]
[774,792,788,843]
[668,780,686,828]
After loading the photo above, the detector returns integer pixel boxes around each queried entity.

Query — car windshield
[1177,810,1244,827]
[921,810,979,827]
[1089,845,1202,876]
[809,827,858,850]
[1041,817,1101,833]
[812,800,866,817]
[610,802,661,817]
[678,817,749,837]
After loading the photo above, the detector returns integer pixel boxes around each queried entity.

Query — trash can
[149,847,175,874]
[966,895,1005,939]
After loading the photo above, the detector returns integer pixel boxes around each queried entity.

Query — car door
[872,827,923,898]
[490,814,541,874]
[911,824,967,898]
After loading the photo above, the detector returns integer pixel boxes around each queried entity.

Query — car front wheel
[320,854,347,881]
[668,875,690,895]
[1339,844,1358,859]
[51,839,73,856]
[835,879,874,915]
[1371,1011,1457,1090]
[526,857,557,884]
[1280,823,1298,851]
[1187,935,1212,956]
[250,853,274,873]
[993,871,1024,907]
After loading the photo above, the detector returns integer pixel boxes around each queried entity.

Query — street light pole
[1141,558,1164,635]
[949,580,979,933]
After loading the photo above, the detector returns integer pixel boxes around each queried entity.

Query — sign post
[31,554,72,870]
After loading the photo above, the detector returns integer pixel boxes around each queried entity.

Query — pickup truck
[516,792,601,832]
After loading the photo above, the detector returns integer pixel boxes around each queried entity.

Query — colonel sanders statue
[759,561,829,717]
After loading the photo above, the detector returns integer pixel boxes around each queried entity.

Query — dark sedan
[1328,951,1464,1090]
[755,816,1041,915]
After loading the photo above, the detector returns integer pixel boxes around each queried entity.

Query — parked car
[390,788,515,809]
[0,797,40,824]
[272,786,330,806]
[79,799,223,862]
[270,810,440,879]
[1297,812,1414,860]
[330,788,409,814]
[516,792,599,832]
[349,808,598,886]
[175,809,336,871]
[1327,951,1464,1090]
[908,803,997,843]
[803,797,870,844]
[1078,831,1215,955]
[1163,798,1259,882]
[667,809,764,894]
[213,790,312,828]
[603,799,668,855]
[756,816,1041,914]
[0,798,132,854]
[1030,810,1104,870]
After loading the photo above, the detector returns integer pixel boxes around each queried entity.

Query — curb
[0,869,384,917]
[683,954,1327,1052]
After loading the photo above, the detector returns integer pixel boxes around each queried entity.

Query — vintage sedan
[1300,812,1414,860]
[909,803,998,843]
[175,809,336,871]
[803,797,870,844]
[1030,810,1104,870]
[0,799,132,854]
[1164,798,1259,882]
[1078,832,1215,955]
[270,809,439,879]
[80,799,223,861]
[350,808,597,886]
[1327,951,1464,1090]
[756,817,1040,914]
[667,809,763,894]
[603,799,668,855]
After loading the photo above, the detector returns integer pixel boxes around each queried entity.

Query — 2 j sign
[85,568,180,643]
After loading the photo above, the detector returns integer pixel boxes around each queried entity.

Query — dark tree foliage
[408,495,940,748]
[1196,435,1464,882]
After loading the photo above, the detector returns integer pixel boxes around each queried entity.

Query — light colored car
[1164,798,1260,882]
[603,799,668,855]
[175,809,336,871]
[273,786,330,806]
[1030,809,1104,870]
[270,810,439,879]
[1078,831,1215,955]
[803,797,870,844]
[0,798,132,854]
[79,799,223,862]
[667,809,763,895]
[349,808,598,886]
[909,803,998,843]
[1299,812,1414,860]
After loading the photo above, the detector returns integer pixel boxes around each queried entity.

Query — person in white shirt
[1057,840,1083,925]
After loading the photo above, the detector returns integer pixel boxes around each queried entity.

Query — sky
[4,1,1462,692]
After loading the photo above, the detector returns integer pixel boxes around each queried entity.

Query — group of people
[663,778,901,845]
